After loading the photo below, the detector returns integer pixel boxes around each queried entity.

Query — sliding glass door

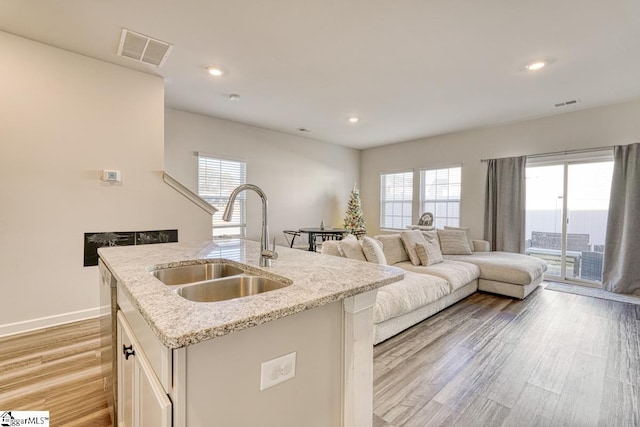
[525,165,566,277]
[565,162,613,282]
[525,154,613,285]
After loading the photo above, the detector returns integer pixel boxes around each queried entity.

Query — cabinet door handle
[123,344,135,360]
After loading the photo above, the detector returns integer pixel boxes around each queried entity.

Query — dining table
[298,227,348,252]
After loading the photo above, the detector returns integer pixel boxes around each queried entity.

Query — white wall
[0,32,211,334]
[165,108,360,245]
[360,98,640,238]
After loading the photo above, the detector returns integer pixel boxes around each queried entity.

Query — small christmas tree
[344,183,366,237]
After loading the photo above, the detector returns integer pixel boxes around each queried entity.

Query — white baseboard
[0,307,103,338]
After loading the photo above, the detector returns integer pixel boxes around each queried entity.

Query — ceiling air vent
[554,99,580,108]
[117,28,173,68]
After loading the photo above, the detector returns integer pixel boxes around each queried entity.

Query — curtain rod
[480,145,614,163]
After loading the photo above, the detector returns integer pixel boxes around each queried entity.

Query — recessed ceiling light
[206,66,224,76]
[229,94,240,101]
[525,61,546,71]
[348,117,360,123]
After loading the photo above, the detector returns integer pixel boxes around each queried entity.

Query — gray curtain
[603,143,640,295]
[484,156,526,253]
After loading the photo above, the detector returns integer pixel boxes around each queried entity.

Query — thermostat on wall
[103,170,121,182]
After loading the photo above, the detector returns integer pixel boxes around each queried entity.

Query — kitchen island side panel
[183,300,343,427]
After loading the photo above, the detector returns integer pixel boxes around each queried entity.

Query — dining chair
[283,230,308,249]
[316,232,343,242]
[313,231,346,252]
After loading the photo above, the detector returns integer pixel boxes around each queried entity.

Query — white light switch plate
[260,352,296,391]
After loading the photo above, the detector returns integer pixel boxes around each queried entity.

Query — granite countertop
[98,239,404,349]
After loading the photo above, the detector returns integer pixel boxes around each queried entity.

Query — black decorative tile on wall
[83,229,178,267]
[135,230,178,245]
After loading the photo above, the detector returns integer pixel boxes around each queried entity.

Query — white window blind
[420,166,461,228]
[380,171,413,229]
[198,154,246,237]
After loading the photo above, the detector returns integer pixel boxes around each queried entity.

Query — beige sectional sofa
[323,228,547,344]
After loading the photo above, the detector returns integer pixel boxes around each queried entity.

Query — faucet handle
[261,237,278,261]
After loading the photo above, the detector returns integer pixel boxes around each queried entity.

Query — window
[380,171,413,229]
[420,166,461,228]
[198,154,246,237]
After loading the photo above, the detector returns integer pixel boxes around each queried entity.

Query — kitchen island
[99,238,403,427]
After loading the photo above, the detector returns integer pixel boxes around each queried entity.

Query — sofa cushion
[361,236,387,265]
[443,252,547,286]
[374,234,410,265]
[338,238,367,261]
[472,240,491,252]
[373,271,450,323]
[437,229,472,255]
[401,230,428,266]
[444,226,474,251]
[415,240,443,266]
[421,230,438,241]
[397,260,480,292]
[320,240,342,257]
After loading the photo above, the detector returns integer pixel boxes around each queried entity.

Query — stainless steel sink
[152,263,244,286]
[175,276,290,302]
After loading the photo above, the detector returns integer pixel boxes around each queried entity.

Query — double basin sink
[151,262,291,303]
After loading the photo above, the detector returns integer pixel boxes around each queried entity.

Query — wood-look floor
[0,318,112,426]
[373,285,640,427]
[1,286,638,427]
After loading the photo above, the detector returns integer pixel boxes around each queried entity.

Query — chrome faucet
[222,184,278,267]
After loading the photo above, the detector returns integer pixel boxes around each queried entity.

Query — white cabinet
[117,311,172,427]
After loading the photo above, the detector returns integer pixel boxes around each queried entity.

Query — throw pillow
[437,229,472,255]
[415,240,443,266]
[374,234,410,265]
[361,236,387,265]
[338,238,367,261]
[320,240,342,257]
[421,230,438,241]
[444,226,474,251]
[400,230,428,266]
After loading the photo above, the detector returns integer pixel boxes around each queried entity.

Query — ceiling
[1,0,639,149]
